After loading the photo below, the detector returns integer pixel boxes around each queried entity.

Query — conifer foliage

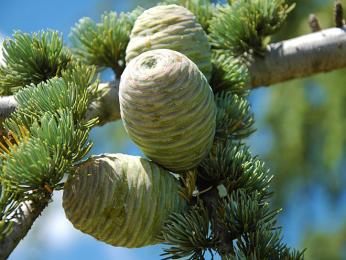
[0,0,305,259]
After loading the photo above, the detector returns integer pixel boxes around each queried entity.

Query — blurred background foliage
[1,0,346,259]
[262,0,346,258]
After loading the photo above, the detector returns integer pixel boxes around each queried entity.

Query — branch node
[335,1,344,28]
[308,14,321,32]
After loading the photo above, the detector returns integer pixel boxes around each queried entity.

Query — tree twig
[0,81,121,125]
[0,96,18,123]
[0,195,51,259]
[249,26,346,87]
[335,1,344,28]
[308,14,321,32]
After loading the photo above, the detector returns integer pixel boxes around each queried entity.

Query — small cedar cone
[126,4,212,80]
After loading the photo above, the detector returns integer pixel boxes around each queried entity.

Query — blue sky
[0,0,132,36]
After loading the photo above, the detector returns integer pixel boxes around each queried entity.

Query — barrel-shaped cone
[63,153,187,248]
[119,49,216,172]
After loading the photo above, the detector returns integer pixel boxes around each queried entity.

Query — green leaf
[215,91,255,140]
[0,61,96,229]
[161,204,215,259]
[69,7,144,76]
[0,30,71,95]
[211,53,250,94]
[199,140,272,198]
[209,0,294,56]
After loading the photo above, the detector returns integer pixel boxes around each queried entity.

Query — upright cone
[120,49,216,172]
[63,153,186,248]
[126,4,212,80]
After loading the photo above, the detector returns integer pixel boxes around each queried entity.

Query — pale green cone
[126,4,212,81]
[120,49,216,172]
[63,153,187,248]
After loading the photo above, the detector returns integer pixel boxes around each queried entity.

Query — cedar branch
[2,27,346,124]
[0,195,51,259]
[2,26,346,257]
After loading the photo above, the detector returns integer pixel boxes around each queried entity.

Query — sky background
[1,0,345,259]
